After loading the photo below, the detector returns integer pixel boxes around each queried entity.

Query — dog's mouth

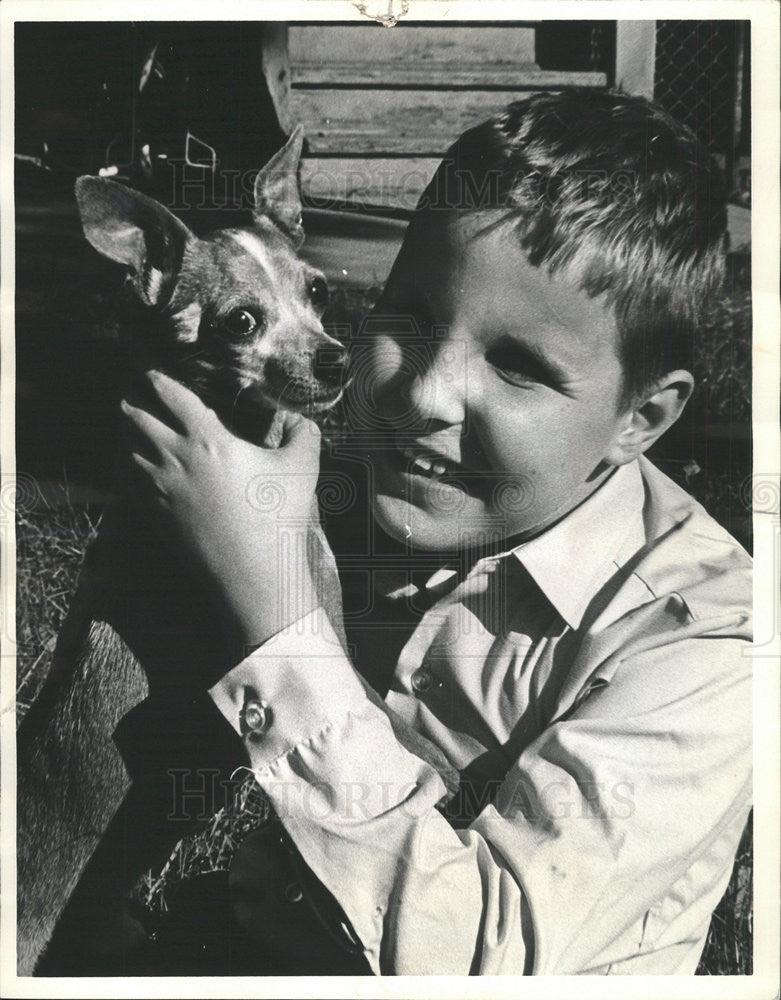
[256,354,350,413]
[239,377,348,415]
[185,352,349,436]
[211,382,343,448]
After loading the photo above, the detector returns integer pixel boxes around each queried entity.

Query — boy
[123,90,752,974]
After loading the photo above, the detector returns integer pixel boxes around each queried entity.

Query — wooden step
[293,86,603,156]
[293,62,606,90]
[289,25,538,73]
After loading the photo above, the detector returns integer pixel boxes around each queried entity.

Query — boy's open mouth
[387,442,492,502]
[398,445,461,481]
[371,435,496,507]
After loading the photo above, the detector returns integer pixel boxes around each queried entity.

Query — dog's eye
[224,308,260,337]
[308,276,328,310]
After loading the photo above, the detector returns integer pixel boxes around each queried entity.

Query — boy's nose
[402,341,468,429]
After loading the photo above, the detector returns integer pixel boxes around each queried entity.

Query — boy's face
[355,210,633,553]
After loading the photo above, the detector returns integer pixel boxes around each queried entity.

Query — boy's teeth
[401,446,455,478]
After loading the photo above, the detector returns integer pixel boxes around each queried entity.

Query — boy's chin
[371,492,507,554]
[374,497,450,552]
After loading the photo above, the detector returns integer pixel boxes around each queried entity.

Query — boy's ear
[605,370,695,466]
[253,124,305,249]
[75,176,193,308]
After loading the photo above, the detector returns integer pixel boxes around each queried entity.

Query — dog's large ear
[75,176,193,307]
[253,125,305,249]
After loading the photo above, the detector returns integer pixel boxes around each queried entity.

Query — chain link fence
[654,21,750,199]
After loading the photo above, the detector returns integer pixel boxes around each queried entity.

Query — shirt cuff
[207,606,372,770]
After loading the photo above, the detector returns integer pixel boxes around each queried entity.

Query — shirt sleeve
[208,606,752,975]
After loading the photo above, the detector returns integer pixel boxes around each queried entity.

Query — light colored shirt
[209,456,752,975]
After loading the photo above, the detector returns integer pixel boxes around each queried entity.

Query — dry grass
[15,489,98,714]
[130,775,271,919]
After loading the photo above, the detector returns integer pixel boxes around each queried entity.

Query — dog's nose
[314,344,348,384]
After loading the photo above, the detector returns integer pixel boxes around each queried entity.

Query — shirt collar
[507,461,645,630]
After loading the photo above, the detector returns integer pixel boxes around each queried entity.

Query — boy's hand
[121,370,321,655]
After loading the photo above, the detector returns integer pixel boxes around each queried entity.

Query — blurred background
[14,20,753,975]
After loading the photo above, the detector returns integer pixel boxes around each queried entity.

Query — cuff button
[241,699,271,736]
[411,667,435,694]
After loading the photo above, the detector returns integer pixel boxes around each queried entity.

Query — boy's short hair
[419,89,728,407]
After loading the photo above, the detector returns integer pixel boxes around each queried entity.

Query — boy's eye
[223,308,263,337]
[485,344,555,387]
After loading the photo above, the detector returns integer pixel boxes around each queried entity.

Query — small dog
[16,127,457,975]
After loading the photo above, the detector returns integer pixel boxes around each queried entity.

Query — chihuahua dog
[16,127,458,975]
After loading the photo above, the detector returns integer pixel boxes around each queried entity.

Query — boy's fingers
[120,398,180,455]
[122,368,188,437]
[128,451,173,507]
[142,370,214,435]
[129,450,160,483]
